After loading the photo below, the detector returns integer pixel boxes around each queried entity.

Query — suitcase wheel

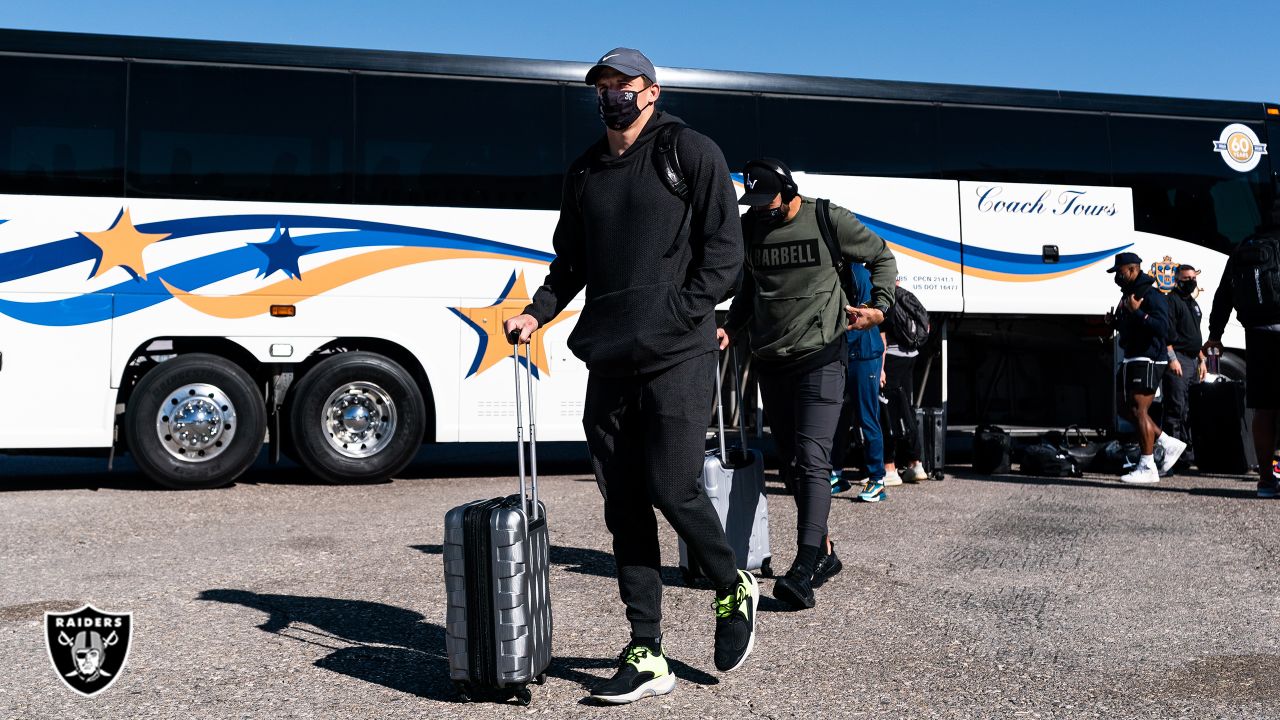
[454,681,472,703]
[534,673,547,686]
[513,686,532,706]
[759,557,773,578]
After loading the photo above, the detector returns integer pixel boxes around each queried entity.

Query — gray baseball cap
[585,48,656,85]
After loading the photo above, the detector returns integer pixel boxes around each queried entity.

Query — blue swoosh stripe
[0,226,554,325]
[0,214,554,284]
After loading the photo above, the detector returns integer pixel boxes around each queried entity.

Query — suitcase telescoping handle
[714,345,750,458]
[509,332,540,521]
[731,346,748,451]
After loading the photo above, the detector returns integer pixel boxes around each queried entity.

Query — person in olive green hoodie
[719,158,896,609]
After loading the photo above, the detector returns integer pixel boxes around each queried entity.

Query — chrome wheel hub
[155,383,238,463]
[321,382,397,458]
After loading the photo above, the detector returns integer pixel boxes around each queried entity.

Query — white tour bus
[0,29,1275,488]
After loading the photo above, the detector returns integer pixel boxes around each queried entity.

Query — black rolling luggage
[915,407,946,480]
[1191,377,1251,474]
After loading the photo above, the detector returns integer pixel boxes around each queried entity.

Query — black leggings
[758,359,845,548]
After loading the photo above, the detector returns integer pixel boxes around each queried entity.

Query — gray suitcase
[680,349,772,582]
[443,342,551,706]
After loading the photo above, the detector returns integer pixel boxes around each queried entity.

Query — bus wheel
[126,353,267,490]
[288,352,425,484]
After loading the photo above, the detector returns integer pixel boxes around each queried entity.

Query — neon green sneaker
[713,569,759,671]
[589,642,675,705]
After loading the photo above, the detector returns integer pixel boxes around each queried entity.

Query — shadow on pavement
[550,654,718,695]
[412,543,617,580]
[0,441,594,493]
[954,470,1258,498]
[198,588,458,702]
[399,442,594,479]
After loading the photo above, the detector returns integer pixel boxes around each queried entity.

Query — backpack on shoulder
[887,286,930,351]
[1228,231,1280,317]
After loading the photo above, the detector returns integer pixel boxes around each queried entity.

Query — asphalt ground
[2,445,1278,719]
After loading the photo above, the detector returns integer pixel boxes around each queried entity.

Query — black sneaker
[811,542,843,588]
[712,570,758,672]
[589,642,675,705]
[1259,475,1279,499]
[774,567,816,609]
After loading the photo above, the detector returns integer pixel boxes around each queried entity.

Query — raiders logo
[45,605,132,697]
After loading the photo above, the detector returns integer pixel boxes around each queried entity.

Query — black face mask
[755,204,788,227]
[1176,279,1197,295]
[1114,273,1133,289]
[598,88,648,131]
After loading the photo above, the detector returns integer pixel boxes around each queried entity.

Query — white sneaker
[1156,435,1187,474]
[1120,465,1161,484]
[883,471,904,487]
[905,463,929,482]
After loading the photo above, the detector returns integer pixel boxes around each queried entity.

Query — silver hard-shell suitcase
[443,342,552,705]
[679,348,772,582]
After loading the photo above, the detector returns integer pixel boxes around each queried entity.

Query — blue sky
[4,1,1278,103]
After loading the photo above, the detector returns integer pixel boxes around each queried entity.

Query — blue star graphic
[250,224,317,280]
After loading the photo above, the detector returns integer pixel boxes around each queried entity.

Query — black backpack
[1020,442,1081,478]
[887,286,930,351]
[1228,231,1280,318]
[973,424,1012,474]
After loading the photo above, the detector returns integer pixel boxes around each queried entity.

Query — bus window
[564,86,760,171]
[758,97,938,178]
[0,56,125,197]
[1111,115,1269,252]
[355,75,563,210]
[127,63,352,203]
[939,106,1111,186]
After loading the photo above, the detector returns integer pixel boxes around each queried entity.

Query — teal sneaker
[589,642,676,704]
[830,470,852,495]
[858,479,887,503]
[713,569,759,672]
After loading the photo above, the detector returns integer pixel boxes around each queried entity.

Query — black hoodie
[523,112,743,376]
[1115,272,1172,361]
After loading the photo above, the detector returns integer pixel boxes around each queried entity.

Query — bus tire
[288,352,425,484]
[125,353,267,490]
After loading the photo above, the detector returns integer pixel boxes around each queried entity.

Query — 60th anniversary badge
[44,605,133,697]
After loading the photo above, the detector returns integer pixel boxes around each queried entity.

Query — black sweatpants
[758,359,846,549]
[583,350,738,638]
[1161,351,1196,449]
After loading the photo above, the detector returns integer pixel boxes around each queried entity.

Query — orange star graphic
[452,271,576,378]
[80,208,170,280]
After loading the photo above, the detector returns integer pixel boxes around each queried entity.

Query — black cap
[585,48,656,86]
[1105,251,1143,273]
[738,158,795,206]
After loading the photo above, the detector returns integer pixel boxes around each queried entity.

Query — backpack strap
[655,123,692,259]
[654,123,690,203]
[814,198,857,307]
[814,198,845,276]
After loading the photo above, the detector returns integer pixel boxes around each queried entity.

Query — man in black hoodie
[1205,197,1280,498]
[1107,252,1185,484]
[504,48,756,705]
